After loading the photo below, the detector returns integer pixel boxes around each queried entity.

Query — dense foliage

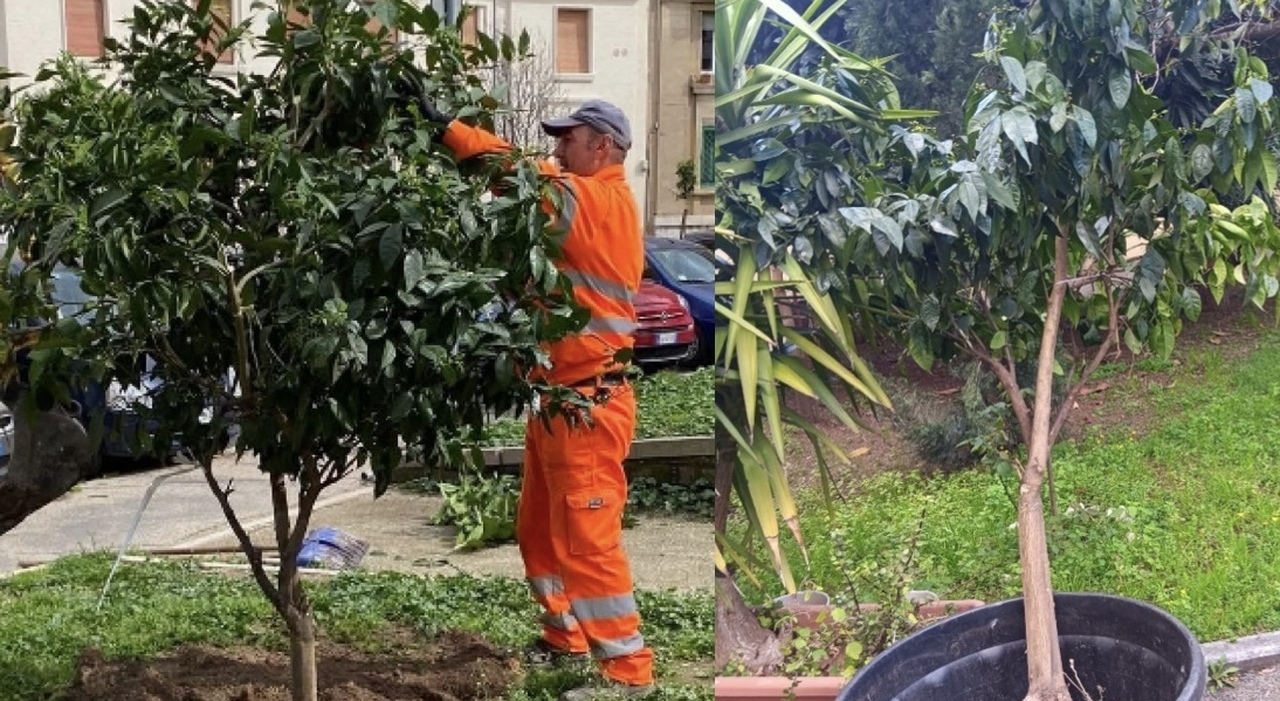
[0,2,588,698]
[0,0,585,492]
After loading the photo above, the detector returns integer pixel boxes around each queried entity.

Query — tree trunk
[714,383,739,536]
[713,383,782,674]
[714,569,782,675]
[0,399,96,535]
[680,208,689,239]
[288,608,319,701]
[1019,232,1071,701]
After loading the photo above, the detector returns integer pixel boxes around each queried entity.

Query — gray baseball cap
[541,99,632,150]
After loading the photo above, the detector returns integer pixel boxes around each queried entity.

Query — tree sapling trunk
[1017,231,1071,701]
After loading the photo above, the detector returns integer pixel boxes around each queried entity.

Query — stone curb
[1203,631,1280,672]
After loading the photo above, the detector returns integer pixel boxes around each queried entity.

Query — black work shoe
[560,681,655,701]
[525,639,591,668]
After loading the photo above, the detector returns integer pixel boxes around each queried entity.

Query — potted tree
[0,2,586,701]
[830,0,1279,699]
[713,0,949,694]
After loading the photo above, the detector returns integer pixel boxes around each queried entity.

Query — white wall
[0,0,652,215]
[489,0,651,216]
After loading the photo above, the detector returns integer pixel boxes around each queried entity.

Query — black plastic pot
[838,592,1206,701]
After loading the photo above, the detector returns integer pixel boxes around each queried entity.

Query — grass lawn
[479,368,713,447]
[0,553,711,701]
[737,328,1280,644]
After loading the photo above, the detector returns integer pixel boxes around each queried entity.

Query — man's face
[552,125,609,175]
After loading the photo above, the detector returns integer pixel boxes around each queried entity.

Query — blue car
[4,258,185,474]
[643,237,715,366]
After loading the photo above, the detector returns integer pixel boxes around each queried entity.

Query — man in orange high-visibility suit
[418,97,655,699]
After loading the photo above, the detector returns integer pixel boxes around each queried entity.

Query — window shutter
[461,6,481,46]
[65,0,105,58]
[555,9,589,74]
[699,125,716,187]
[193,0,234,63]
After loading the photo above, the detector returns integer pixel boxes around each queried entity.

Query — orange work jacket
[441,120,643,386]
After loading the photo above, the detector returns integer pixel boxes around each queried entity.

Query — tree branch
[200,457,284,617]
[968,340,1032,445]
[1049,280,1121,446]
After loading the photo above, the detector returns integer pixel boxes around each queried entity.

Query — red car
[632,279,696,367]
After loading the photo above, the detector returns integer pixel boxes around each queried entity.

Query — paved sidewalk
[0,454,712,593]
[0,454,367,576]
[1208,665,1280,699]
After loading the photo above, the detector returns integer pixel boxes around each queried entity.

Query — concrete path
[1208,665,1280,699]
[0,454,369,575]
[0,453,713,594]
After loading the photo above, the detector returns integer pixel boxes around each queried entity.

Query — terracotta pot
[716,599,986,701]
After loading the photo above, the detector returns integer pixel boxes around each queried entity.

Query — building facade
[647,0,712,238]
[0,0,672,232]
[463,0,652,219]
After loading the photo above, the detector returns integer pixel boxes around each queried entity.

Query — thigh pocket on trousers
[564,490,623,556]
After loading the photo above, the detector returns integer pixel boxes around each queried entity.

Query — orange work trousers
[516,382,655,686]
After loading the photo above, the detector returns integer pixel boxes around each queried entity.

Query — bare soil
[62,629,521,701]
[782,285,1277,491]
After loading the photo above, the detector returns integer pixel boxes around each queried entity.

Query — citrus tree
[0,2,585,700]
[833,0,1277,697]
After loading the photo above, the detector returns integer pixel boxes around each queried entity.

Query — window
[699,125,715,188]
[700,12,713,73]
[193,0,234,63]
[555,8,590,74]
[460,5,484,46]
[359,0,401,43]
[287,2,399,45]
[65,0,105,58]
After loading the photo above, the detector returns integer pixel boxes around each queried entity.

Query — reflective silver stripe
[565,269,635,304]
[585,317,638,334]
[528,575,565,598]
[589,633,646,659]
[540,610,580,631]
[571,594,638,621]
[552,178,579,234]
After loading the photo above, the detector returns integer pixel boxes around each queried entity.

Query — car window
[651,248,715,284]
[50,268,93,319]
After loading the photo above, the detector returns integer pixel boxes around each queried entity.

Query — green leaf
[403,250,424,291]
[1075,221,1104,261]
[982,172,1018,210]
[1124,327,1141,354]
[990,330,1007,351]
[1165,136,1186,181]
[920,295,941,331]
[1108,63,1132,108]
[1125,46,1158,74]
[1181,287,1202,322]
[1000,56,1027,95]
[1191,143,1214,182]
[1070,106,1097,148]
[1261,149,1278,195]
[1237,86,1256,124]
[1002,108,1037,165]
[1249,78,1273,106]
[1049,102,1069,133]
[958,180,981,221]
[90,188,129,220]
[379,223,404,270]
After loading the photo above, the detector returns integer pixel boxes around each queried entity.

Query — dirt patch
[781,285,1278,491]
[64,629,521,701]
